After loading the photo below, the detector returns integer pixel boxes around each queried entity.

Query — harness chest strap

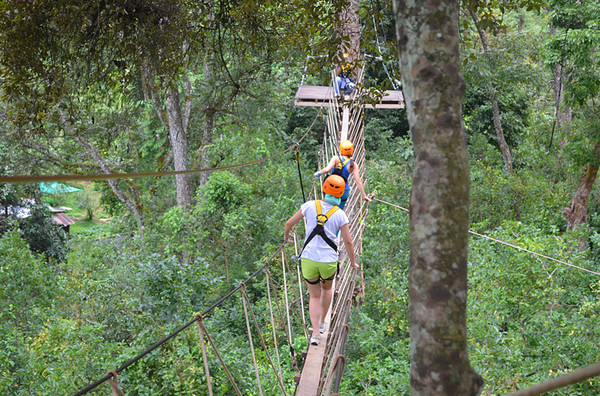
[301,200,339,253]
[336,156,351,170]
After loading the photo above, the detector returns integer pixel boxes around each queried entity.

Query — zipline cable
[372,197,600,277]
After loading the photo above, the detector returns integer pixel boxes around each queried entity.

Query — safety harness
[339,63,351,78]
[301,200,339,253]
[336,156,351,173]
[331,156,351,182]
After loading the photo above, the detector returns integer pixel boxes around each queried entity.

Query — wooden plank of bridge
[295,85,404,109]
[296,303,333,395]
[295,85,335,107]
[363,89,405,109]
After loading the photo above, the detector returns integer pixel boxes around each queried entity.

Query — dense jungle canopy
[1,0,600,394]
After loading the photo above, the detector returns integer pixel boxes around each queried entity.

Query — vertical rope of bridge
[270,269,301,376]
[291,236,309,342]
[197,320,243,396]
[240,283,264,396]
[321,291,356,394]
[324,352,348,395]
[265,268,284,380]
[105,370,124,396]
[321,272,357,388]
[281,250,297,349]
[195,315,214,396]
[240,285,288,396]
[332,325,350,392]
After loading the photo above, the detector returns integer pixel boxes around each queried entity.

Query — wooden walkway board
[364,89,405,109]
[294,85,404,109]
[297,332,328,394]
[295,85,335,107]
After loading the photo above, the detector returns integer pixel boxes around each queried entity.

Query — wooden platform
[294,85,404,109]
[295,85,336,107]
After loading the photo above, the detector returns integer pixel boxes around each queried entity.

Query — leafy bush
[17,204,69,262]
[468,221,600,394]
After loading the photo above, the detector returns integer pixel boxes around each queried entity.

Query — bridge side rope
[372,196,600,277]
[367,0,400,90]
[507,361,600,396]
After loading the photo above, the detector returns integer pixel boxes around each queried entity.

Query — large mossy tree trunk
[393,1,483,395]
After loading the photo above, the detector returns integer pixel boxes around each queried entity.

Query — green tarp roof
[40,182,82,194]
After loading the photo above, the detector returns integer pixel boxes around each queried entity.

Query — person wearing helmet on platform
[284,174,358,346]
[313,139,372,210]
[335,53,355,95]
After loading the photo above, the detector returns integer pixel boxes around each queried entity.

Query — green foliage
[0,229,57,330]
[342,313,410,395]
[468,222,600,394]
[17,204,69,263]
[198,171,251,216]
[159,205,204,260]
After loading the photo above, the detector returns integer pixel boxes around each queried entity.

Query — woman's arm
[340,223,357,268]
[284,208,304,241]
[314,156,339,177]
[351,162,372,202]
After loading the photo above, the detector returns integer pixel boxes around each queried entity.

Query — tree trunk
[563,142,600,250]
[554,62,572,149]
[549,22,572,152]
[393,1,483,395]
[199,110,215,186]
[469,10,513,174]
[60,113,145,233]
[338,0,360,60]
[142,62,193,210]
[490,91,514,174]
[199,1,216,187]
[166,87,192,210]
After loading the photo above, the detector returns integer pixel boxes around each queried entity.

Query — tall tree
[466,8,514,174]
[392,1,484,395]
[546,0,600,240]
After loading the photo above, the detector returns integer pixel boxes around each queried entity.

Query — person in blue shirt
[313,140,372,210]
[334,53,355,95]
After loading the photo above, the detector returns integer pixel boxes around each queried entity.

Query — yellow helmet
[339,140,354,156]
[322,175,345,198]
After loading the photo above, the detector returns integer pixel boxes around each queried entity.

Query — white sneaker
[310,334,321,345]
[319,322,327,334]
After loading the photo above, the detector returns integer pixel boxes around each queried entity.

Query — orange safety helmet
[322,175,346,198]
[339,140,354,156]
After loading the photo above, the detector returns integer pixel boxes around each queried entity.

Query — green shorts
[301,258,337,281]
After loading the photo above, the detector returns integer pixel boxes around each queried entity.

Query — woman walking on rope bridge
[314,139,372,210]
[284,175,358,346]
